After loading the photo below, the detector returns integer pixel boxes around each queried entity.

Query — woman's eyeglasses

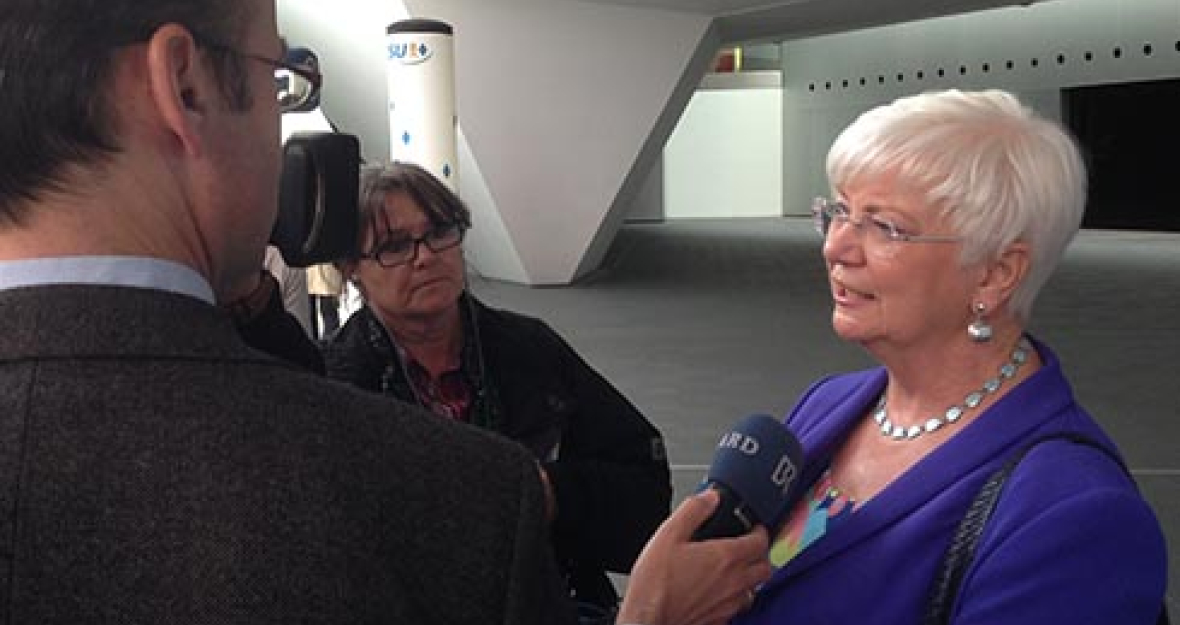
[811,197,960,258]
[360,224,465,268]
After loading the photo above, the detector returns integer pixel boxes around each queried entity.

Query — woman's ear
[975,240,1030,310]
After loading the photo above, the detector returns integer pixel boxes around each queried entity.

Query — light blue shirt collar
[0,256,215,304]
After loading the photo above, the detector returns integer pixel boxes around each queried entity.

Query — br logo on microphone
[770,454,798,494]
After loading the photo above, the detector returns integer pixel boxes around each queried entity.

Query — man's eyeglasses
[361,224,465,268]
[196,38,322,114]
[811,197,960,259]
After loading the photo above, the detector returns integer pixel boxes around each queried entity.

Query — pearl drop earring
[968,302,993,343]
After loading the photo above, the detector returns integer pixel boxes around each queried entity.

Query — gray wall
[632,0,1180,222]
[780,0,1180,215]
[630,74,783,221]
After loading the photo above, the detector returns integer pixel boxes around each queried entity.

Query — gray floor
[468,217,1178,608]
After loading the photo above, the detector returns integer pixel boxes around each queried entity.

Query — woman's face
[349,190,466,323]
[822,176,981,354]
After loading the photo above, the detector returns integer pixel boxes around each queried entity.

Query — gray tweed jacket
[0,284,573,625]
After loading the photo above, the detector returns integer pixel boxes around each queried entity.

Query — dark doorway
[1064,78,1180,232]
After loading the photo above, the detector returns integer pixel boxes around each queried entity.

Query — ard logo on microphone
[718,431,760,455]
[718,431,798,493]
[388,41,435,65]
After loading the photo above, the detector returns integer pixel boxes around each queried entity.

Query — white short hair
[825,89,1086,321]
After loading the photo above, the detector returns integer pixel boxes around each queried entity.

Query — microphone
[691,414,804,541]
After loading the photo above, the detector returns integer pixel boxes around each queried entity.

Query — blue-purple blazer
[735,337,1167,625]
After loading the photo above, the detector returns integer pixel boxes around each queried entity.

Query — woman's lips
[410,275,451,292]
[832,279,875,304]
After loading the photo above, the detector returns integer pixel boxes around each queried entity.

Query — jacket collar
[0,283,247,363]
[766,336,1075,585]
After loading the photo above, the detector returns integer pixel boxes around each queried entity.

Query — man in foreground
[0,1,570,622]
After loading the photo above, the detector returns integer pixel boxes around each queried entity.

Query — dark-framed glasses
[811,197,960,259]
[361,224,465,268]
[196,38,322,114]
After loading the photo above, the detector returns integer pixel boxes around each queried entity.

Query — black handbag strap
[923,432,1168,625]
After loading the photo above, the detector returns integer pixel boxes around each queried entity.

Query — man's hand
[617,489,772,625]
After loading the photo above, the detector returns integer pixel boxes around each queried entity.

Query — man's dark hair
[0,0,253,223]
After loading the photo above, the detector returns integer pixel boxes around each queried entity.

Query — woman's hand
[617,489,772,625]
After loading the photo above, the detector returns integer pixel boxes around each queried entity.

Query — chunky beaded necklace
[874,338,1031,441]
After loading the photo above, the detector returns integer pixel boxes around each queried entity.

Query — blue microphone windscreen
[706,414,804,526]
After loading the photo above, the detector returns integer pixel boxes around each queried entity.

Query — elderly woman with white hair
[706,89,1168,625]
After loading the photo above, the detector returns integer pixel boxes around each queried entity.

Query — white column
[386,18,458,191]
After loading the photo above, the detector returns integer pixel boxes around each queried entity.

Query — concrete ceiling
[572,0,1047,42]
[569,0,816,15]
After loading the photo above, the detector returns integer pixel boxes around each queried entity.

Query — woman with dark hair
[324,161,673,621]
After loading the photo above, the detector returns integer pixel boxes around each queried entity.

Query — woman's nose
[822,218,864,264]
[411,240,433,266]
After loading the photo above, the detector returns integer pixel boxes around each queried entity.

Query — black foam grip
[691,484,757,541]
[271,132,360,268]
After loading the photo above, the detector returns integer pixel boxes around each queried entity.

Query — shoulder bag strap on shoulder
[922,432,1167,625]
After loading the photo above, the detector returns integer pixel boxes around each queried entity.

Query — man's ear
[144,24,209,157]
[975,240,1031,310]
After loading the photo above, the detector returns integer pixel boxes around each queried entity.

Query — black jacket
[323,294,672,608]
